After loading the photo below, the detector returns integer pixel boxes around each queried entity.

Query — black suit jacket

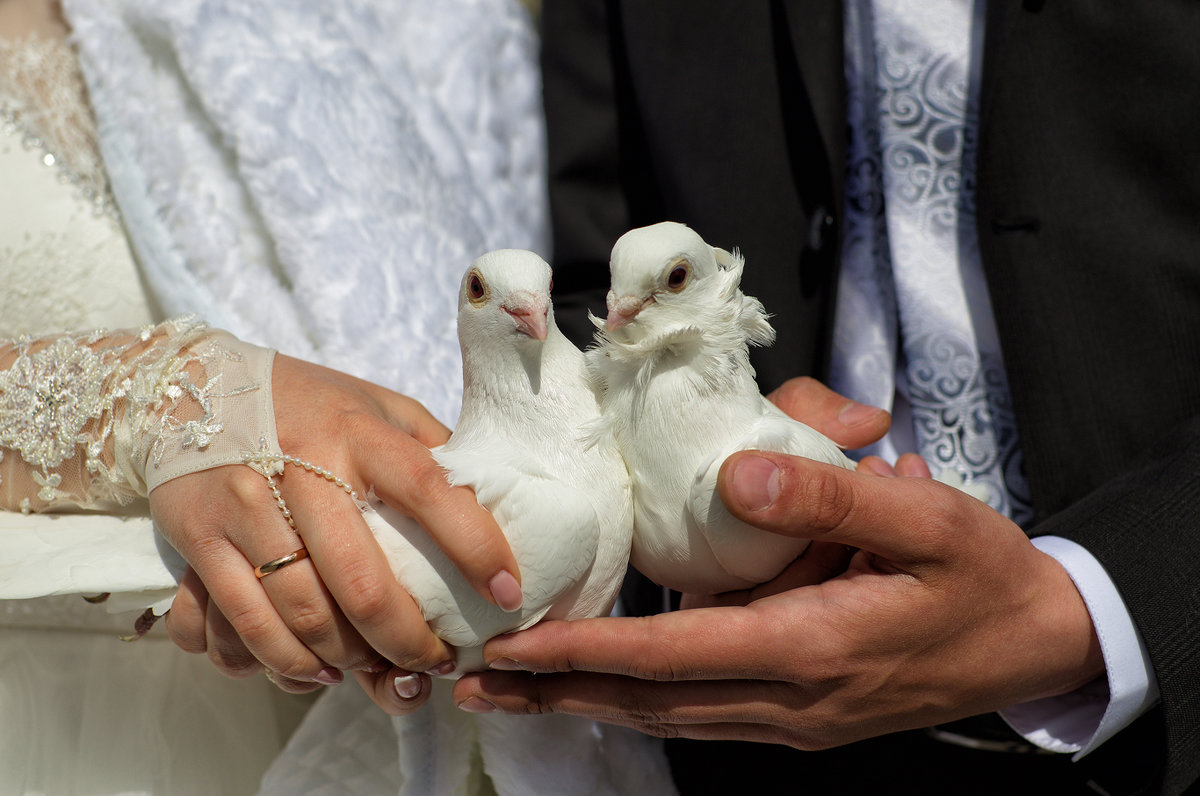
[541,2,1200,794]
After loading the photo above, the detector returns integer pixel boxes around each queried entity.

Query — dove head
[604,221,741,339]
[458,249,553,347]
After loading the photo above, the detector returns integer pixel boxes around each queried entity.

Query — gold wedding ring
[254,547,310,578]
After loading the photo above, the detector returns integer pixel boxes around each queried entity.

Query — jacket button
[807,207,834,251]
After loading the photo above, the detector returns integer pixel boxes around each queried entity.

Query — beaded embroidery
[0,31,118,220]
[0,317,242,511]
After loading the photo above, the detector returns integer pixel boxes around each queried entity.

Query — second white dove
[587,221,856,595]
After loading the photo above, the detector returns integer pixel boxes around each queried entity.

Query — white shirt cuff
[998,535,1159,758]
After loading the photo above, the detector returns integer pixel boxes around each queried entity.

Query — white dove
[369,248,632,672]
[587,221,856,595]
[367,250,667,796]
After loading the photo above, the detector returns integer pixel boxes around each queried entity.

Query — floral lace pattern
[831,0,1032,525]
[0,318,238,512]
[0,29,115,218]
[0,27,153,339]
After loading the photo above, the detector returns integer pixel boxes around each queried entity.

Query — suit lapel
[779,0,845,194]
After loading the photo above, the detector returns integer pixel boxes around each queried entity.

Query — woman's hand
[156,354,521,712]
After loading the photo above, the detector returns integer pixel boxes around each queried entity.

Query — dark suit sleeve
[976,5,1200,793]
[1028,420,1200,796]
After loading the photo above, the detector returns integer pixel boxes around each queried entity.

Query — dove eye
[466,270,489,306]
[666,261,690,292]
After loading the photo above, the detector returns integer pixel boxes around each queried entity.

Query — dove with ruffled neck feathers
[587,221,855,595]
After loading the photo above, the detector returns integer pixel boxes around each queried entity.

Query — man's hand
[451,380,1104,747]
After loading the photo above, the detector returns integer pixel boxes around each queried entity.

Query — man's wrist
[999,536,1159,757]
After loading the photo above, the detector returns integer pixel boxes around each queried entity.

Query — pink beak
[605,293,645,331]
[503,293,549,341]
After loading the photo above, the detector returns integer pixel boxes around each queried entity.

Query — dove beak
[503,293,549,341]
[605,293,646,331]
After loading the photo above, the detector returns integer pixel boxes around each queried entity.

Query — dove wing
[366,441,601,660]
[686,402,856,587]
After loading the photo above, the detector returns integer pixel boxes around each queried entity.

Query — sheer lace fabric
[0,318,279,515]
[0,23,155,338]
[0,27,112,214]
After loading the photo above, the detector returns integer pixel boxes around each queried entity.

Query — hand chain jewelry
[242,444,360,577]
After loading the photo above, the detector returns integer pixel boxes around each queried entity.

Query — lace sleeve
[0,316,282,513]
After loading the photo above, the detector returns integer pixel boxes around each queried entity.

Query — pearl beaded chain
[242,451,360,533]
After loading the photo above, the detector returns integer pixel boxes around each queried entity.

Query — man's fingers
[895,452,932,478]
[682,541,857,609]
[717,450,961,562]
[360,425,522,613]
[480,605,808,682]
[766,377,889,450]
[857,455,896,477]
[453,670,821,748]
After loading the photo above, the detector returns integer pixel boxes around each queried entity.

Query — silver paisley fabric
[831,0,1032,526]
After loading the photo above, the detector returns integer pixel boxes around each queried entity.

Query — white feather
[588,221,855,594]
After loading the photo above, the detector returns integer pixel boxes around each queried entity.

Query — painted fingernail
[488,657,523,671]
[839,400,880,427]
[457,696,496,714]
[731,455,779,511]
[488,570,524,612]
[315,667,343,686]
[393,674,422,700]
[425,660,456,677]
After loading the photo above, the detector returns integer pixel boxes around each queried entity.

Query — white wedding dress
[0,11,310,796]
[0,2,674,794]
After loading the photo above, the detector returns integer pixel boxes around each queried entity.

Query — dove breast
[363,248,633,674]
[588,222,855,595]
[366,441,601,673]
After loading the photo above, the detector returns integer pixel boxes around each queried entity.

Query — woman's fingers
[353,667,435,716]
[273,456,457,674]
[151,468,338,684]
[164,567,210,655]
[356,423,523,613]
